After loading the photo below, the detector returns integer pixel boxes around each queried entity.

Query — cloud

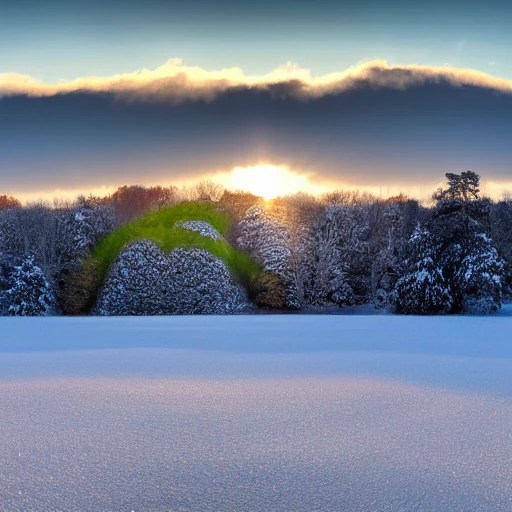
[2,58,512,200]
[1,59,512,104]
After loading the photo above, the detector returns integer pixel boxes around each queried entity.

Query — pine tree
[6,256,57,316]
[431,172,504,313]
[456,232,504,314]
[394,224,452,314]
[433,170,481,202]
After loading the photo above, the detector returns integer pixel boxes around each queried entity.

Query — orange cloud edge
[1,59,512,102]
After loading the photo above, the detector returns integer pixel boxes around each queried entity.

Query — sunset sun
[218,163,321,199]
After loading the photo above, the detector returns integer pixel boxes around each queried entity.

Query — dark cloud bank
[1,67,511,195]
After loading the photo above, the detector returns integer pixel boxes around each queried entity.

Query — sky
[1,0,512,201]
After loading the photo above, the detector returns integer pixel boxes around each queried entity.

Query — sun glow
[216,164,323,199]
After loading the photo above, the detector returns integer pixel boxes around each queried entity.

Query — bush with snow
[174,220,223,240]
[165,247,247,314]
[95,240,247,315]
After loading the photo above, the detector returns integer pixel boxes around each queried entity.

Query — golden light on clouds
[2,58,512,102]
[214,163,326,199]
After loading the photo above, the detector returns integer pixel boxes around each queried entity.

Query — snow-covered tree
[55,201,115,314]
[299,206,355,306]
[10,205,61,274]
[368,199,422,308]
[57,201,115,264]
[491,199,512,296]
[429,172,504,314]
[0,257,11,315]
[456,232,504,314]
[339,205,373,304]
[6,256,57,316]
[394,224,452,314]
[235,206,301,309]
[95,240,247,315]
[0,208,24,256]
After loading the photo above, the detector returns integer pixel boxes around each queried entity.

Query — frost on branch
[95,239,247,315]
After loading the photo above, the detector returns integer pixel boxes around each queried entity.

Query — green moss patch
[91,202,261,287]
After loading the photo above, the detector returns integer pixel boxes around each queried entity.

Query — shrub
[95,241,248,315]
[92,202,260,289]
[59,257,103,315]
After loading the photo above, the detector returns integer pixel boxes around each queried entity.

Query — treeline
[0,172,510,316]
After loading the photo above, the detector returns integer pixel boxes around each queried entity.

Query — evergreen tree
[394,224,452,314]
[433,170,481,202]
[430,171,504,313]
[6,256,57,316]
[456,232,504,314]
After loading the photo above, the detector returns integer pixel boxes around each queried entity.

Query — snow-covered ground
[0,310,511,511]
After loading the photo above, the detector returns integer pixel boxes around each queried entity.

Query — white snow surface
[0,309,511,511]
